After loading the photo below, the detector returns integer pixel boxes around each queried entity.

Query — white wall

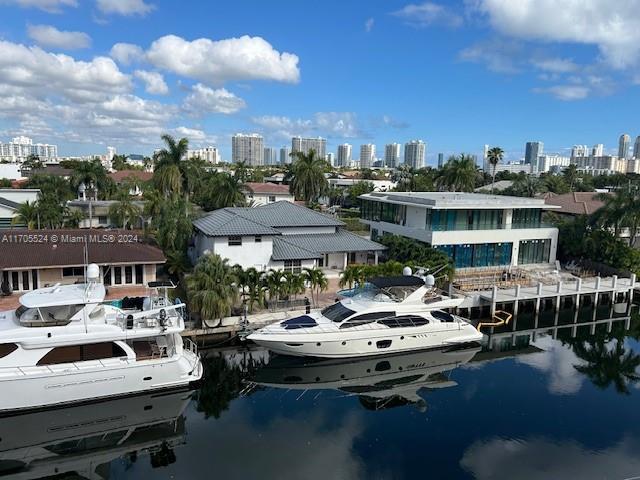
[212,235,275,270]
[0,164,23,180]
[246,192,294,206]
[0,189,39,203]
[405,206,426,228]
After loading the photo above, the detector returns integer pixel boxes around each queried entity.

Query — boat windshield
[321,302,356,323]
[340,283,420,303]
[16,304,83,326]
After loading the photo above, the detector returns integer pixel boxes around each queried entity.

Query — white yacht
[248,272,483,358]
[0,264,203,414]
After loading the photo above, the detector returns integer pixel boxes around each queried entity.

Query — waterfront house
[191,201,385,272]
[359,192,559,269]
[242,182,295,206]
[108,170,153,196]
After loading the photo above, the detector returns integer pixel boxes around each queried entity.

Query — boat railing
[0,356,134,377]
[115,303,186,331]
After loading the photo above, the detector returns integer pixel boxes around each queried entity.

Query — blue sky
[0,0,639,164]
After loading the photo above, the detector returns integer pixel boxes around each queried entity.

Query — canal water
[2,305,640,479]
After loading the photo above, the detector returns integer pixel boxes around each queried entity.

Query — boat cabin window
[37,342,127,365]
[379,315,429,328]
[340,311,395,329]
[321,303,356,323]
[0,343,18,358]
[16,304,84,327]
[431,310,454,322]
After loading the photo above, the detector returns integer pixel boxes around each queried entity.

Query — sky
[0,0,639,164]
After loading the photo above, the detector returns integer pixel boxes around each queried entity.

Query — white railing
[183,337,198,356]
[0,356,132,378]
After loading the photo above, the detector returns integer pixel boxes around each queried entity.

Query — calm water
[3,305,640,480]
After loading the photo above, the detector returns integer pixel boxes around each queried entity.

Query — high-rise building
[291,136,326,159]
[404,140,426,169]
[359,144,376,169]
[336,143,352,168]
[524,141,543,165]
[619,134,631,159]
[263,147,278,165]
[384,143,401,169]
[591,144,604,157]
[634,136,640,159]
[482,144,489,172]
[571,145,589,159]
[107,146,116,162]
[0,136,58,163]
[232,133,263,166]
[438,153,444,168]
[280,146,291,165]
[325,152,335,166]
[187,146,219,164]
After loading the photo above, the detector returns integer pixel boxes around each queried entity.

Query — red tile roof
[244,182,291,195]
[544,192,607,216]
[109,170,153,183]
[0,229,165,270]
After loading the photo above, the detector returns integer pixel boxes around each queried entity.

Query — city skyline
[0,1,639,164]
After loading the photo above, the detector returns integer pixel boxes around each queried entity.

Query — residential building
[108,170,153,196]
[592,143,604,157]
[327,178,396,192]
[263,147,279,165]
[634,136,640,159]
[384,143,401,169]
[125,154,146,169]
[187,146,219,164]
[280,146,291,165]
[359,192,559,269]
[291,136,326,159]
[574,155,624,175]
[571,145,589,160]
[359,144,376,169]
[536,155,570,174]
[474,180,514,193]
[191,201,385,271]
[0,136,58,163]
[242,182,295,206]
[326,152,335,166]
[0,189,40,228]
[404,140,426,169]
[0,229,164,294]
[336,144,352,168]
[232,133,264,166]
[0,164,24,181]
[67,200,146,229]
[438,153,445,168]
[494,162,531,175]
[619,134,631,159]
[524,141,543,165]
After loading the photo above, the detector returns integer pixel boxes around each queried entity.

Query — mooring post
[491,285,497,317]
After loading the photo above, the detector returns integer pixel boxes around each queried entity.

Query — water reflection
[0,389,193,480]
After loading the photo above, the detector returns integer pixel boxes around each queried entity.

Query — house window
[11,272,18,291]
[103,267,112,286]
[255,235,262,243]
[284,260,302,274]
[228,236,242,246]
[22,271,29,291]
[62,267,84,277]
[98,216,108,225]
[125,266,133,284]
[114,267,122,285]
[135,265,143,285]
[268,195,276,202]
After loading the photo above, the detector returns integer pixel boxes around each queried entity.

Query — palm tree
[289,149,328,204]
[563,164,579,191]
[543,174,570,194]
[265,269,287,304]
[186,254,239,328]
[594,188,640,244]
[108,190,142,229]
[486,146,504,193]
[437,154,478,192]
[513,175,544,197]
[70,159,112,199]
[154,134,189,199]
[303,267,328,306]
[12,201,39,229]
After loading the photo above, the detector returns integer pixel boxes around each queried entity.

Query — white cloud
[1,0,77,12]
[96,0,154,16]
[133,70,168,95]
[252,112,361,140]
[530,57,577,73]
[109,42,145,65]
[459,40,523,74]
[472,0,640,69]
[393,2,463,28]
[27,24,91,50]
[365,17,374,32]
[146,34,300,85]
[534,85,591,101]
[183,83,246,115]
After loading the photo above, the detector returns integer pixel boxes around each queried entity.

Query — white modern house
[242,182,294,206]
[359,192,559,269]
[191,201,385,272]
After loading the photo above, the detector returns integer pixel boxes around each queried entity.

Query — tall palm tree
[563,164,579,191]
[154,134,189,199]
[12,201,39,229]
[486,146,504,193]
[186,254,239,328]
[289,149,328,204]
[437,154,478,192]
[70,159,111,199]
[594,188,640,244]
[108,190,142,229]
[302,267,328,306]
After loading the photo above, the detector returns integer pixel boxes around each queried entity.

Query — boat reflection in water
[251,344,481,411]
[0,388,193,480]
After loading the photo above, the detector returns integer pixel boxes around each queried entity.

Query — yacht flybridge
[248,270,483,358]
[0,264,202,414]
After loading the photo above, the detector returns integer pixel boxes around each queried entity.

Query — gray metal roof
[193,209,280,237]
[273,229,386,260]
[271,237,321,261]
[0,197,20,210]
[228,201,344,228]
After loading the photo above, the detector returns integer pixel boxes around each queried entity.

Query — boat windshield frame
[340,283,421,303]
[321,302,357,323]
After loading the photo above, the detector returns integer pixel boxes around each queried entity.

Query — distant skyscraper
[263,147,278,165]
[232,133,263,166]
[437,153,444,168]
[571,145,589,159]
[187,146,219,164]
[482,144,489,171]
[291,136,326,159]
[336,143,352,168]
[326,152,335,166]
[280,146,291,165]
[384,143,401,169]
[619,134,631,159]
[634,136,640,159]
[404,140,426,169]
[524,141,543,165]
[591,144,604,157]
[359,144,376,169]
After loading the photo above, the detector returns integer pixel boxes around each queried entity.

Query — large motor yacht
[248,271,483,358]
[0,264,202,414]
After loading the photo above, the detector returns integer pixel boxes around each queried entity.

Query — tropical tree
[264,268,287,303]
[543,174,570,194]
[302,267,328,306]
[108,190,142,229]
[511,175,544,197]
[437,154,478,192]
[69,159,112,199]
[563,164,580,191]
[154,134,189,199]
[197,172,246,211]
[289,149,328,203]
[486,146,504,192]
[186,254,239,327]
[12,201,39,229]
[347,181,375,208]
[592,188,640,244]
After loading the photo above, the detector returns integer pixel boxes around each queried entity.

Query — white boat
[248,273,483,358]
[252,344,480,410]
[0,264,203,414]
